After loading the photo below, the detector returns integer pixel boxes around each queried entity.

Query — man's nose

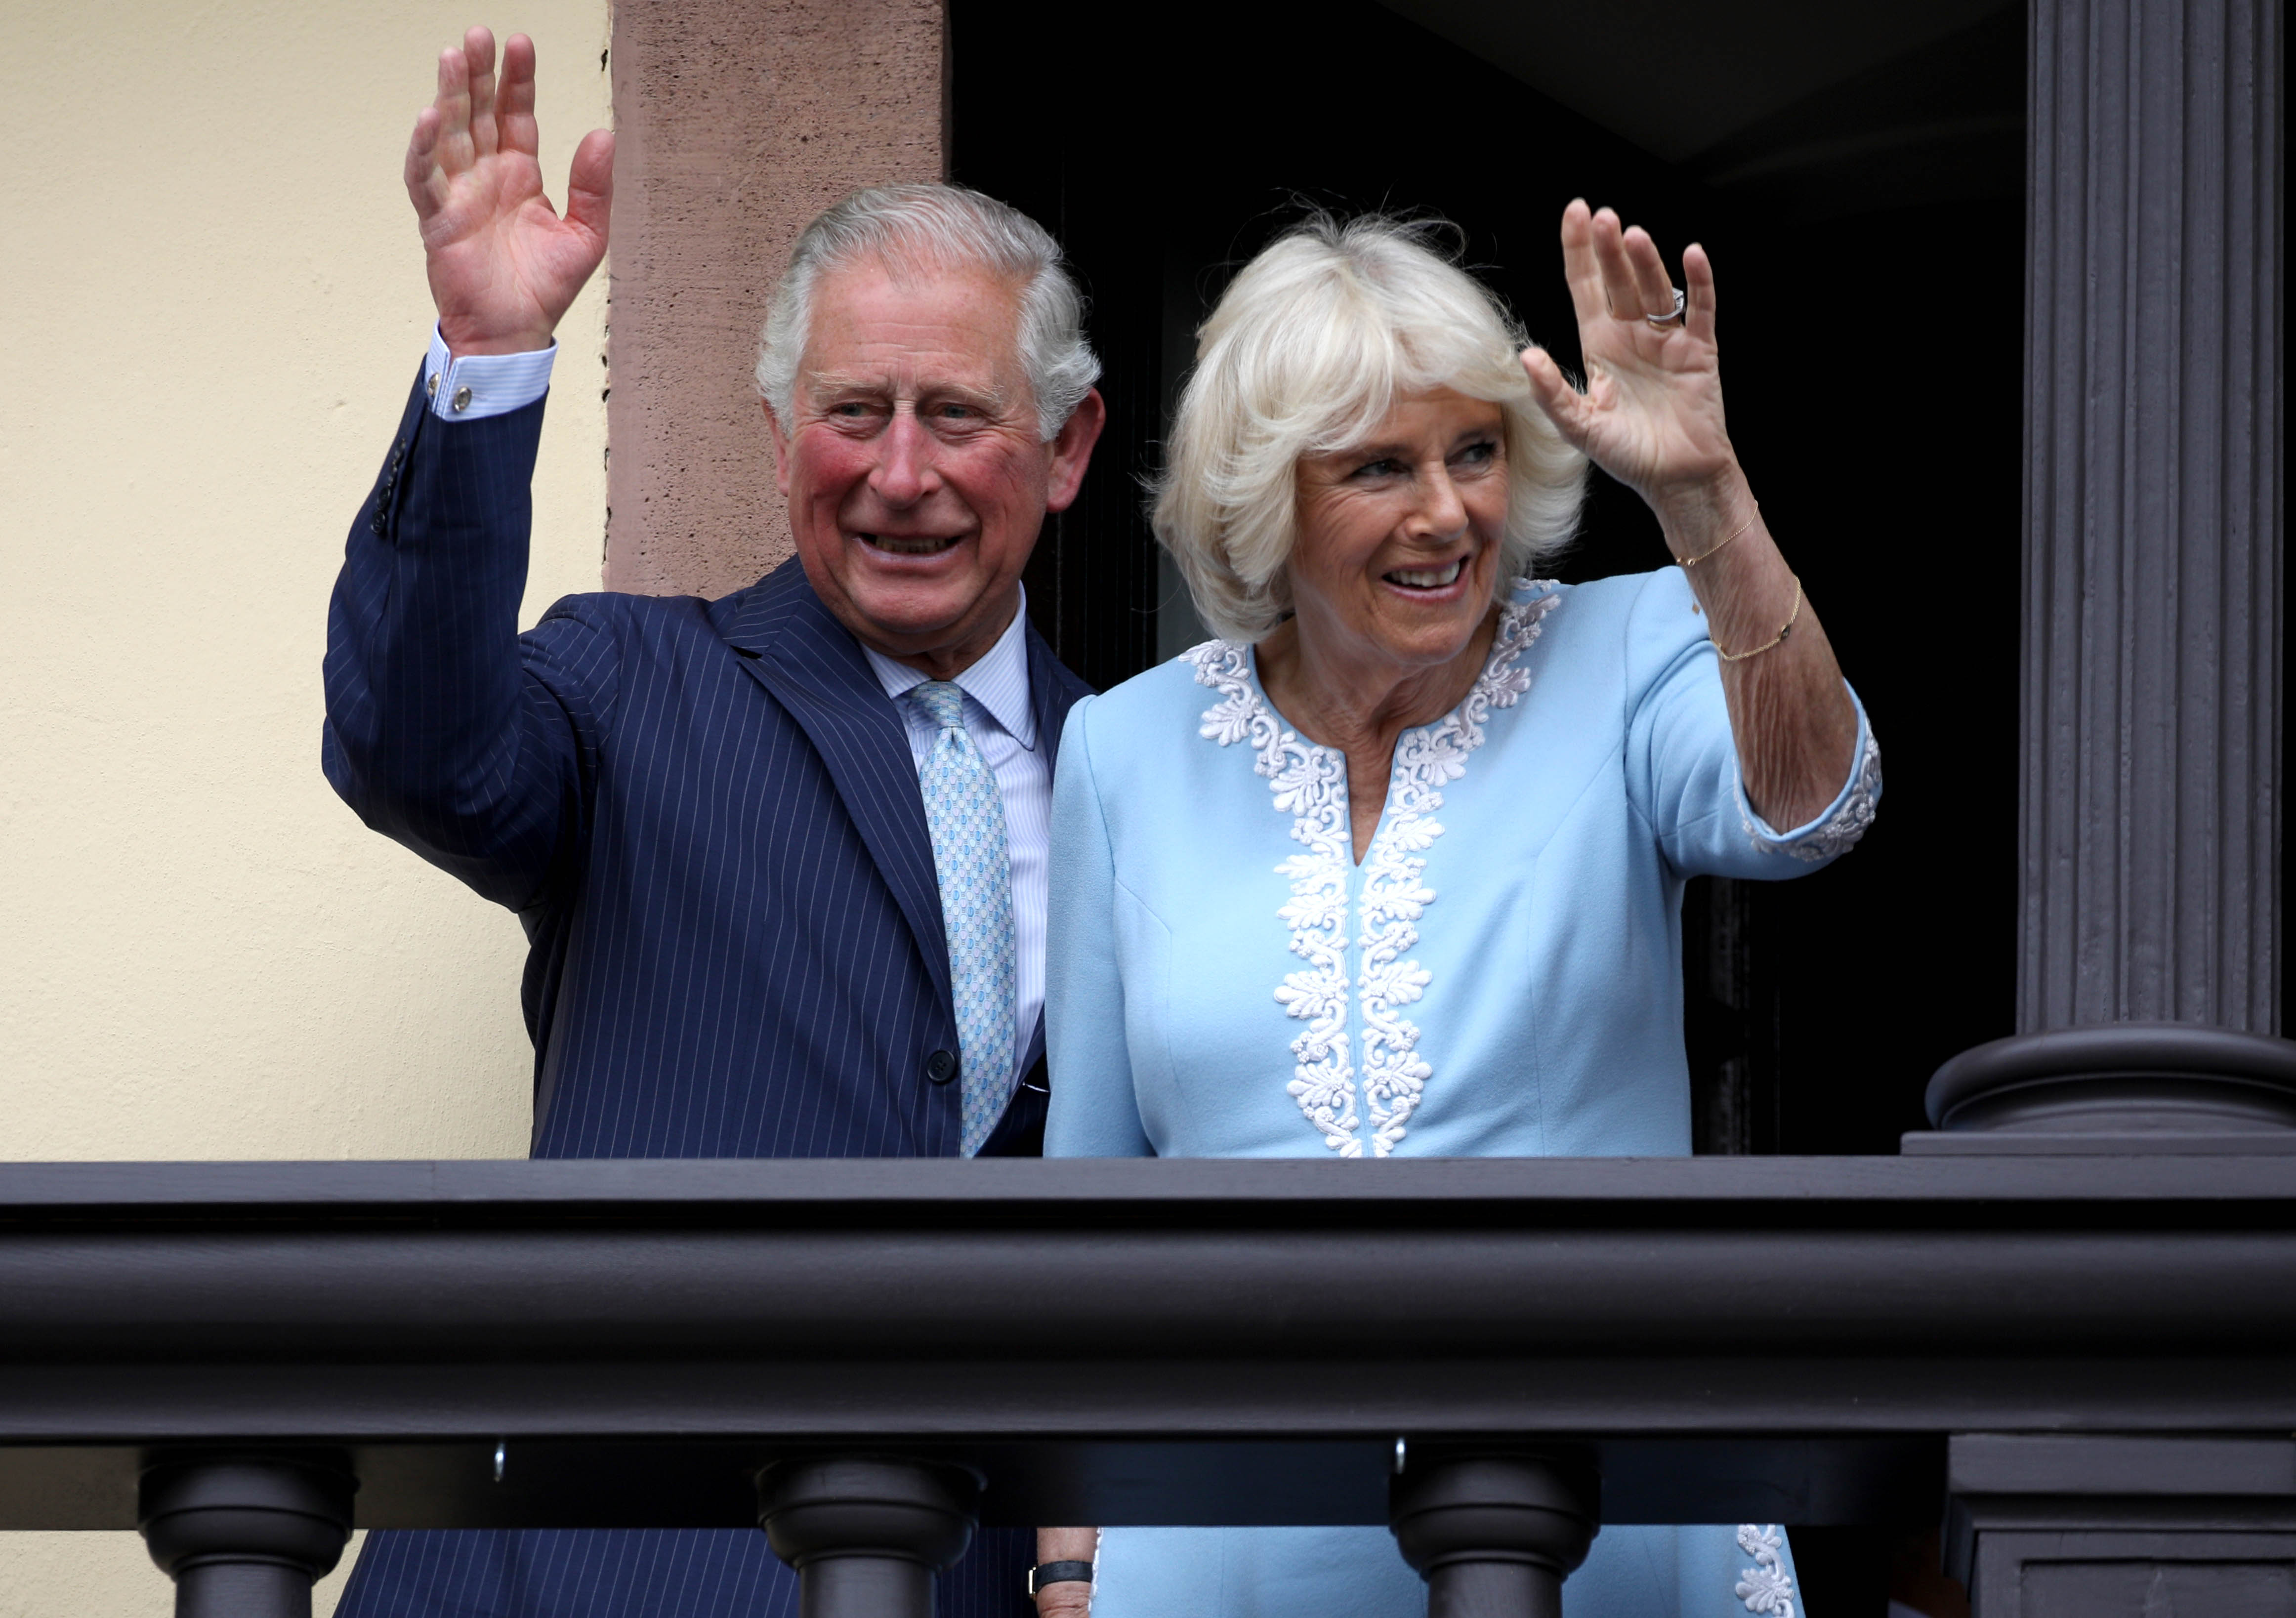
[869,410,940,506]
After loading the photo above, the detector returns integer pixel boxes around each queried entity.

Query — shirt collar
[859,584,1038,750]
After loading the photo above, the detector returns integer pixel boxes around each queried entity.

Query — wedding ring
[1646,287,1687,326]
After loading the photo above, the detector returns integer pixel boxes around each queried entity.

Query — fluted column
[2021,0,2282,1033]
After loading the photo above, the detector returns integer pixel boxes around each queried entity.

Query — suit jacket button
[925,1049,958,1085]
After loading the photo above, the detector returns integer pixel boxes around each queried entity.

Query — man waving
[324,26,1104,1617]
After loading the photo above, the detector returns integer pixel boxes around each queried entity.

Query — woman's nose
[1412,463,1469,539]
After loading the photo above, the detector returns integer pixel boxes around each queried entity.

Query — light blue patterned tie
[911,681,1017,1156]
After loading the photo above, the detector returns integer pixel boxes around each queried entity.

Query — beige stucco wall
[0,1,611,1612]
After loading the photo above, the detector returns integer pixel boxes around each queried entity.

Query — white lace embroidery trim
[1188,583,1559,1157]
[1747,720,1883,864]
[1735,1524,1796,1616]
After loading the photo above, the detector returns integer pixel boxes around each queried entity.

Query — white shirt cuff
[421,325,556,421]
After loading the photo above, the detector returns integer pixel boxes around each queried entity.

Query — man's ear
[1042,388,1107,515]
[763,399,794,497]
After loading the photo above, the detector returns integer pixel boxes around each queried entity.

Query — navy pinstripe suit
[321,367,1086,1617]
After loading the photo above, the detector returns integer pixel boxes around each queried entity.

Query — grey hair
[1153,213,1587,644]
[754,183,1101,442]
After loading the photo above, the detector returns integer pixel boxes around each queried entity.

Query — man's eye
[935,403,974,420]
[831,403,871,417]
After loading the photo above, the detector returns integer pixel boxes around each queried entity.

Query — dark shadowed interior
[952,9,2027,1608]
[952,0,2025,1160]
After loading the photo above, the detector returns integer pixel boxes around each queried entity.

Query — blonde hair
[1153,214,1586,643]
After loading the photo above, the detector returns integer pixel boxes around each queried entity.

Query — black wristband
[1027,1561,1095,1598]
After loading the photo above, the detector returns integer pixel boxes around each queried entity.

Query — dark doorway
[951,0,2025,1158]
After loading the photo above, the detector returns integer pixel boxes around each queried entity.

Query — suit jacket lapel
[1025,619,1092,777]
[716,564,953,1013]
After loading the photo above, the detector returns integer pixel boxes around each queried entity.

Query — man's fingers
[464,25,500,159]
[497,33,540,161]
[1557,199,1606,327]
[1683,242,1718,344]
[434,45,474,174]
[405,106,451,218]
[1622,226,1677,320]
[564,128,616,249]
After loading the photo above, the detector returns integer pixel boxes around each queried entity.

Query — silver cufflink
[452,385,473,414]
[426,373,439,398]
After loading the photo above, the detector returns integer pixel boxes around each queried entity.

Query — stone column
[1920,0,2288,1142]
[2020,0,2281,1035]
[604,0,946,600]
[138,1455,356,1618]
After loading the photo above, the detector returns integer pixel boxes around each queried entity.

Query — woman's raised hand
[407,28,614,356]
[1519,201,1740,524]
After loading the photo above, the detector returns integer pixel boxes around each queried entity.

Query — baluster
[758,1455,981,1618]
[138,1453,356,1618]
[1390,1451,1598,1618]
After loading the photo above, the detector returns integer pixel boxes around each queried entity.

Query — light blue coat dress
[1044,569,1880,1618]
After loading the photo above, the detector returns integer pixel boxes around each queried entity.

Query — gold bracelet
[1675,502,1760,569]
[1713,575,1802,663]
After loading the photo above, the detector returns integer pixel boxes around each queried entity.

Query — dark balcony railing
[3,1155,2294,1616]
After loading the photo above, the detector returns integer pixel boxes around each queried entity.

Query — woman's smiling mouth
[1383,557,1466,590]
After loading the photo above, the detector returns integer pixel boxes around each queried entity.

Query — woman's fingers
[463,26,500,159]
[1588,207,1647,322]
[1622,226,1677,319]
[1683,242,1718,344]
[1520,347,1594,449]
[1557,200,1608,328]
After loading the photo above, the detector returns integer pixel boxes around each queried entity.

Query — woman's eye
[1456,441,1498,465]
[1353,458,1403,479]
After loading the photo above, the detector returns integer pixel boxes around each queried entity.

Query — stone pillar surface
[2021,0,2282,1033]
[605,0,946,600]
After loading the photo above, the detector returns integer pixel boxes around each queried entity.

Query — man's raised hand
[406,28,613,356]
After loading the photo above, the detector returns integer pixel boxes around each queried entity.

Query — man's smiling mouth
[857,532,965,557]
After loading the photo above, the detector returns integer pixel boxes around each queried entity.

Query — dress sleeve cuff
[421,325,556,422]
[1737,685,1882,864]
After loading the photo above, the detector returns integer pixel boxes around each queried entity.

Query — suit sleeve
[1622,568,1881,880]
[1044,697,1156,1158]
[321,364,618,912]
